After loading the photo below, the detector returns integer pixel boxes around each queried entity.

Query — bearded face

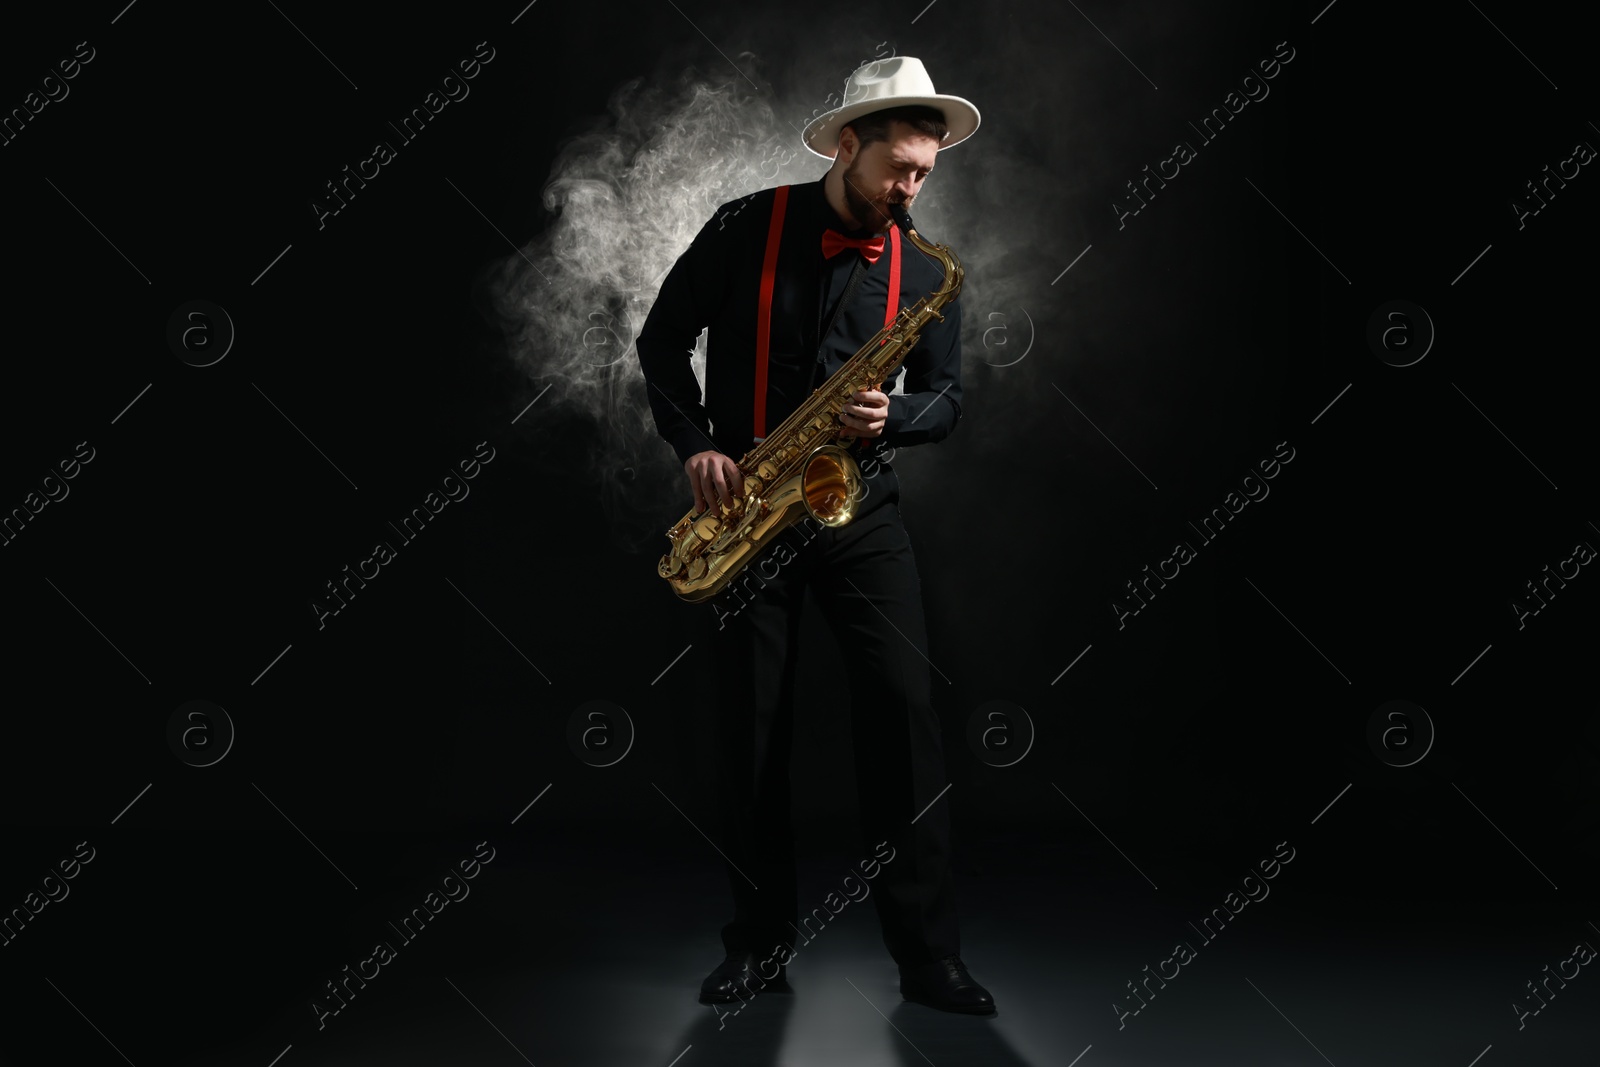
[837,124,938,233]
[841,153,897,233]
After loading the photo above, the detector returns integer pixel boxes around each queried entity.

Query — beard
[841,158,901,233]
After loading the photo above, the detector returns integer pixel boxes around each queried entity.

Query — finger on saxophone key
[694,452,724,511]
[718,457,744,509]
[685,450,718,513]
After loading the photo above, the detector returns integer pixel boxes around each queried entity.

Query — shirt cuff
[883,395,908,441]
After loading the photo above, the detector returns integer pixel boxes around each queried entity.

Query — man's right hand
[684,450,745,513]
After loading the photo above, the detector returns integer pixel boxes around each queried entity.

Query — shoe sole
[902,993,996,1015]
[698,975,787,1003]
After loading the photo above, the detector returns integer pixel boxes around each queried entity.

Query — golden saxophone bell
[801,443,865,527]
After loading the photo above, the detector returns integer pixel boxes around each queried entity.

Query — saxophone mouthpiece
[888,202,914,235]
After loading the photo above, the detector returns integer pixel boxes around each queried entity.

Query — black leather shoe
[899,954,996,1014]
[699,950,785,1004]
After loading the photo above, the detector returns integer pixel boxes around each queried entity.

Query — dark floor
[5,809,1589,1067]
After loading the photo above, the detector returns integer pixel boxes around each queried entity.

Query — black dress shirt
[635,176,963,506]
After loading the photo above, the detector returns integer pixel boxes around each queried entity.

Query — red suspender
[883,224,901,333]
[753,185,791,439]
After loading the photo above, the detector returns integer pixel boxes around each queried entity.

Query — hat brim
[801,94,981,159]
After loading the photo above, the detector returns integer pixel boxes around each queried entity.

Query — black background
[1,1,1595,1064]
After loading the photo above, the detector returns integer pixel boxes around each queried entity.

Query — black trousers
[706,483,960,969]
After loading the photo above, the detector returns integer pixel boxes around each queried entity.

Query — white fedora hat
[801,56,981,159]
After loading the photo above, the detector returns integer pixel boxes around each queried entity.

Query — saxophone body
[657,203,962,603]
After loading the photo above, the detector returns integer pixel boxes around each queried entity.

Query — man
[635,56,993,1015]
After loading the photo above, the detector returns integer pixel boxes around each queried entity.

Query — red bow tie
[821,228,886,264]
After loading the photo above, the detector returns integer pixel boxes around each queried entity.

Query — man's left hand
[840,388,889,439]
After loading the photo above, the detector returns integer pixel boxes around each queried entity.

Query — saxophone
[658,202,963,603]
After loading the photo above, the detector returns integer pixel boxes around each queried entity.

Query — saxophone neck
[888,204,962,299]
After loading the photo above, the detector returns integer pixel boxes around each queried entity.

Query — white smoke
[488,64,804,552]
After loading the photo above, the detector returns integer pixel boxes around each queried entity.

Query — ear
[836,126,857,163]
